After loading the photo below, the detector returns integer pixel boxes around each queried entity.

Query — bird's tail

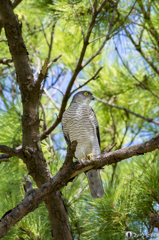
[86,170,104,198]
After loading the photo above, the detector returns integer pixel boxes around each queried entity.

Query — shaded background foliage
[0,0,159,239]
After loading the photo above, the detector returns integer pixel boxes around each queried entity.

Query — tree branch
[40,0,108,140]
[12,0,23,9]
[96,97,159,126]
[74,8,85,40]
[1,134,159,238]
[47,21,56,61]
[16,223,36,240]
[43,88,60,111]
[0,58,12,65]
[115,46,159,100]
[0,1,72,239]
[138,0,159,49]
[69,66,103,96]
[89,0,137,44]
[82,0,120,68]
[35,55,62,88]
[0,145,23,159]
[0,145,22,161]
[0,0,23,34]
[124,27,159,76]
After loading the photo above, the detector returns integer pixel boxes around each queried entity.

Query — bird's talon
[87,153,94,161]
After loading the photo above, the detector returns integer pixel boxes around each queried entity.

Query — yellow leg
[87,153,94,161]
[81,153,94,162]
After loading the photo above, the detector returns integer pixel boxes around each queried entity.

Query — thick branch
[0,145,23,159]
[12,0,23,9]
[1,134,159,238]
[0,145,22,161]
[0,58,12,65]
[0,1,72,239]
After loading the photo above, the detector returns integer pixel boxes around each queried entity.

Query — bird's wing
[62,125,71,147]
[62,111,71,148]
[89,107,100,147]
[87,107,104,198]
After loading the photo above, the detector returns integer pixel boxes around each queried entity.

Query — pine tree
[0,0,159,239]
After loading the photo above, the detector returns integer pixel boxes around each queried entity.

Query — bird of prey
[62,91,104,198]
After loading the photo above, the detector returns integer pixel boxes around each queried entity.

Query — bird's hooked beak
[91,96,95,100]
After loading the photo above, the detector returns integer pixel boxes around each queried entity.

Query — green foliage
[1,0,159,239]
[0,106,22,147]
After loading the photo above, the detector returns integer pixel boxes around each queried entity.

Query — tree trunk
[0,1,72,239]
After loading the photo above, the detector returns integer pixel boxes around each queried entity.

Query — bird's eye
[84,92,88,96]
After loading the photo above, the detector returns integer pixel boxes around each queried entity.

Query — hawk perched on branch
[62,91,104,198]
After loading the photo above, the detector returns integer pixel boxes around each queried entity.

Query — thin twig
[115,47,159,99]
[96,97,159,126]
[51,74,66,97]
[124,26,159,76]
[39,102,47,130]
[0,158,10,163]
[82,0,120,68]
[43,88,60,111]
[50,86,64,96]
[89,0,137,44]
[48,21,56,61]
[48,135,57,161]
[47,54,62,69]
[44,75,65,106]
[69,66,103,96]
[42,58,49,75]
[36,55,62,87]
[89,0,94,15]
[16,223,36,240]
[127,127,141,147]
[118,121,129,149]
[74,8,85,40]
[40,1,107,140]
[39,18,49,47]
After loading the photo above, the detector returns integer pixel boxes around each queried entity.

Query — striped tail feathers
[86,169,104,198]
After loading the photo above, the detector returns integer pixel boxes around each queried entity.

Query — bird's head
[71,91,95,104]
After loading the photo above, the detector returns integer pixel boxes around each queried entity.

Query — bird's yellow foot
[81,153,94,162]
[87,153,94,161]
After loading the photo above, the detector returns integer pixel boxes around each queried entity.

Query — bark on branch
[0,58,12,65]
[0,134,159,238]
[0,145,23,158]
[0,1,72,239]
